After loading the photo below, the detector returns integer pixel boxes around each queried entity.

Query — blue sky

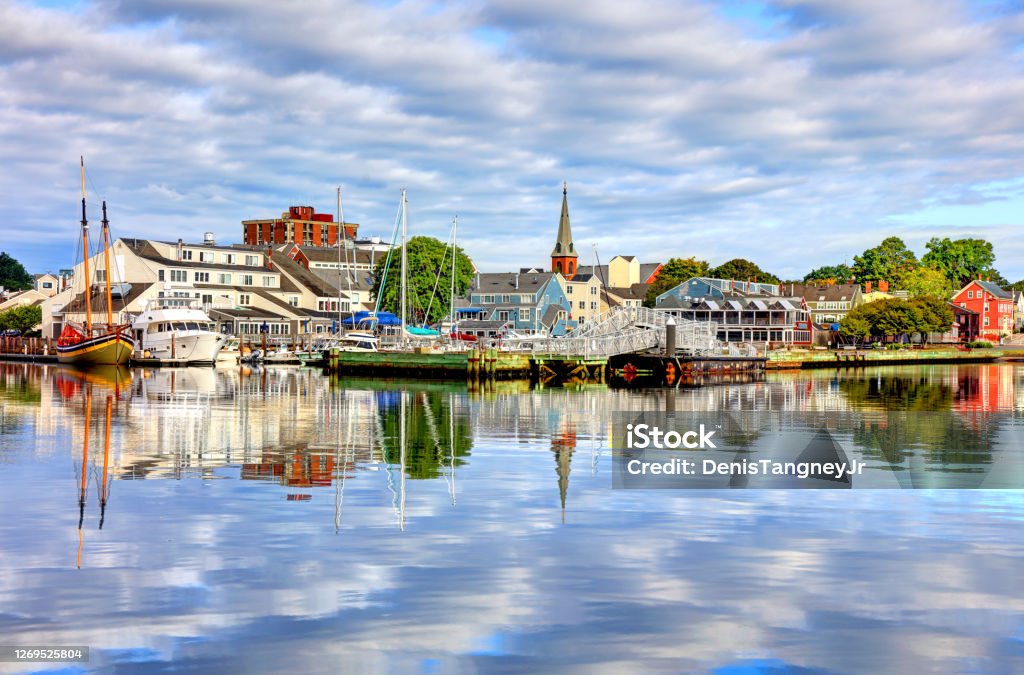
[2,0,1024,281]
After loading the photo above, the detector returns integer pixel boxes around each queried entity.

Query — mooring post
[664,317,676,356]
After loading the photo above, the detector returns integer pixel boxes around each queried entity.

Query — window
[224,254,235,265]
[219,273,232,285]
[201,294,213,305]
[960,303,966,308]
[181,249,193,261]
[984,317,990,326]
[195,272,210,283]
[262,276,274,287]
[198,251,213,262]
[241,274,253,285]
[170,270,187,282]
[245,255,259,266]
[95,269,106,282]
[590,301,597,310]
[288,296,299,307]
[968,291,973,299]
[42,281,53,289]
[567,285,573,295]
[158,269,165,281]
[590,286,597,295]
[497,310,511,321]
[239,294,251,305]
[578,301,585,309]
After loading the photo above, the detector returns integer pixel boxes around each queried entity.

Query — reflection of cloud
[1,366,1024,671]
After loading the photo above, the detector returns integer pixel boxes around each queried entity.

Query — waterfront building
[459,270,576,336]
[41,236,363,341]
[655,277,813,345]
[559,272,603,325]
[577,255,661,311]
[951,278,1014,342]
[242,205,358,248]
[784,283,863,325]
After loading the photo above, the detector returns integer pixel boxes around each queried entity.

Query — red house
[951,279,1013,342]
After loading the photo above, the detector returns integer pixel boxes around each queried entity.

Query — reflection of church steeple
[551,423,577,522]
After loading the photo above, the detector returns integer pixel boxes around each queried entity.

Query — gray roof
[786,283,860,303]
[974,280,1012,299]
[474,272,554,294]
[269,252,340,298]
[295,246,380,266]
[541,303,567,327]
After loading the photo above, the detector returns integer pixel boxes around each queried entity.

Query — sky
[2,0,1024,281]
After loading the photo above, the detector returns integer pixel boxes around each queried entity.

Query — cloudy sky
[3,0,1024,281]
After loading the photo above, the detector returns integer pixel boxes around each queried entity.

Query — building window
[219,273,232,285]
[578,301,585,309]
[245,255,259,266]
[201,294,213,305]
[181,250,193,261]
[567,285,573,295]
[263,276,274,287]
[224,254,235,265]
[590,286,597,295]
[239,294,251,305]
[241,274,253,285]
[158,269,165,281]
[195,272,210,283]
[199,251,213,262]
[95,269,106,282]
[288,296,299,307]
[42,281,53,289]
[170,270,187,282]
[590,301,597,310]
[984,317,990,326]
[968,291,973,299]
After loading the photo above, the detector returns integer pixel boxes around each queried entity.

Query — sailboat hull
[57,333,135,366]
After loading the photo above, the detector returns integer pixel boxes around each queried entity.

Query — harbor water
[0,362,1023,672]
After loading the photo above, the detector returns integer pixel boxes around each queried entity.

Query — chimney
[514,273,519,289]
[267,245,273,269]
[865,281,872,293]
[176,238,183,261]
[878,280,889,293]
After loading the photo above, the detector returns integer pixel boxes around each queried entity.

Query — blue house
[459,269,576,336]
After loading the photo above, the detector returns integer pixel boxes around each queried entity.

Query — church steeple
[551,181,578,278]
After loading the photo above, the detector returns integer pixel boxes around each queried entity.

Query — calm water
[1,362,1023,674]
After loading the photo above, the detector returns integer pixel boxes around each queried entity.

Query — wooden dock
[607,353,766,387]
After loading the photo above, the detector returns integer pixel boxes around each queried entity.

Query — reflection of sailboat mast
[399,390,407,531]
[449,391,456,505]
[98,395,112,529]
[77,388,93,569]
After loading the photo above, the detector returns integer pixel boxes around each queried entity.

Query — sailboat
[57,159,135,366]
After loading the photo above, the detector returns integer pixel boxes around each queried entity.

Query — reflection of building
[954,364,1017,413]
[551,423,577,521]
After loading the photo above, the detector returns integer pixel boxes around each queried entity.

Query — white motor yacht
[131,299,229,365]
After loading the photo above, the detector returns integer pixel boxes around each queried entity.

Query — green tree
[644,256,709,307]
[838,313,871,343]
[0,252,32,291]
[852,237,918,285]
[707,258,780,284]
[0,305,42,334]
[909,295,954,345]
[372,236,475,325]
[803,264,853,284]
[921,237,1000,289]
[900,266,954,298]
[1009,280,1024,292]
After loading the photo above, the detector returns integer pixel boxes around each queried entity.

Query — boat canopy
[406,326,440,336]
[341,311,402,327]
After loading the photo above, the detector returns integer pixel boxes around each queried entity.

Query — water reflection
[0,362,1022,671]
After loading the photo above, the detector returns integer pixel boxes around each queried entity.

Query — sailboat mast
[101,202,114,329]
[336,187,342,333]
[450,215,457,331]
[80,158,93,332]
[400,189,408,336]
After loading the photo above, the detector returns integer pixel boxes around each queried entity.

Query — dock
[767,347,1001,370]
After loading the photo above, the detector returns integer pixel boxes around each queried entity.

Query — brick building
[242,205,358,248]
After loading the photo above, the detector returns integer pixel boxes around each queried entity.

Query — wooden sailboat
[57,159,135,366]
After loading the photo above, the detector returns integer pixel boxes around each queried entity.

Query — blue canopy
[341,311,402,327]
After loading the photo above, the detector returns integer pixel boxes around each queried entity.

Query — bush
[965,341,992,348]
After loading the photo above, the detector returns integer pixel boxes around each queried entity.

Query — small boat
[130,299,228,365]
[57,160,135,366]
[217,337,241,365]
[338,332,378,352]
[263,348,300,365]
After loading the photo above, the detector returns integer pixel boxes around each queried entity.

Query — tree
[372,236,475,325]
[838,314,871,343]
[803,264,853,284]
[707,258,780,284]
[0,305,42,334]
[909,295,954,345]
[852,237,918,284]
[1009,280,1024,292]
[0,252,32,291]
[644,256,709,307]
[900,266,953,299]
[921,237,1000,289]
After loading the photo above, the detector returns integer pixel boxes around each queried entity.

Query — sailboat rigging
[56,158,135,366]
